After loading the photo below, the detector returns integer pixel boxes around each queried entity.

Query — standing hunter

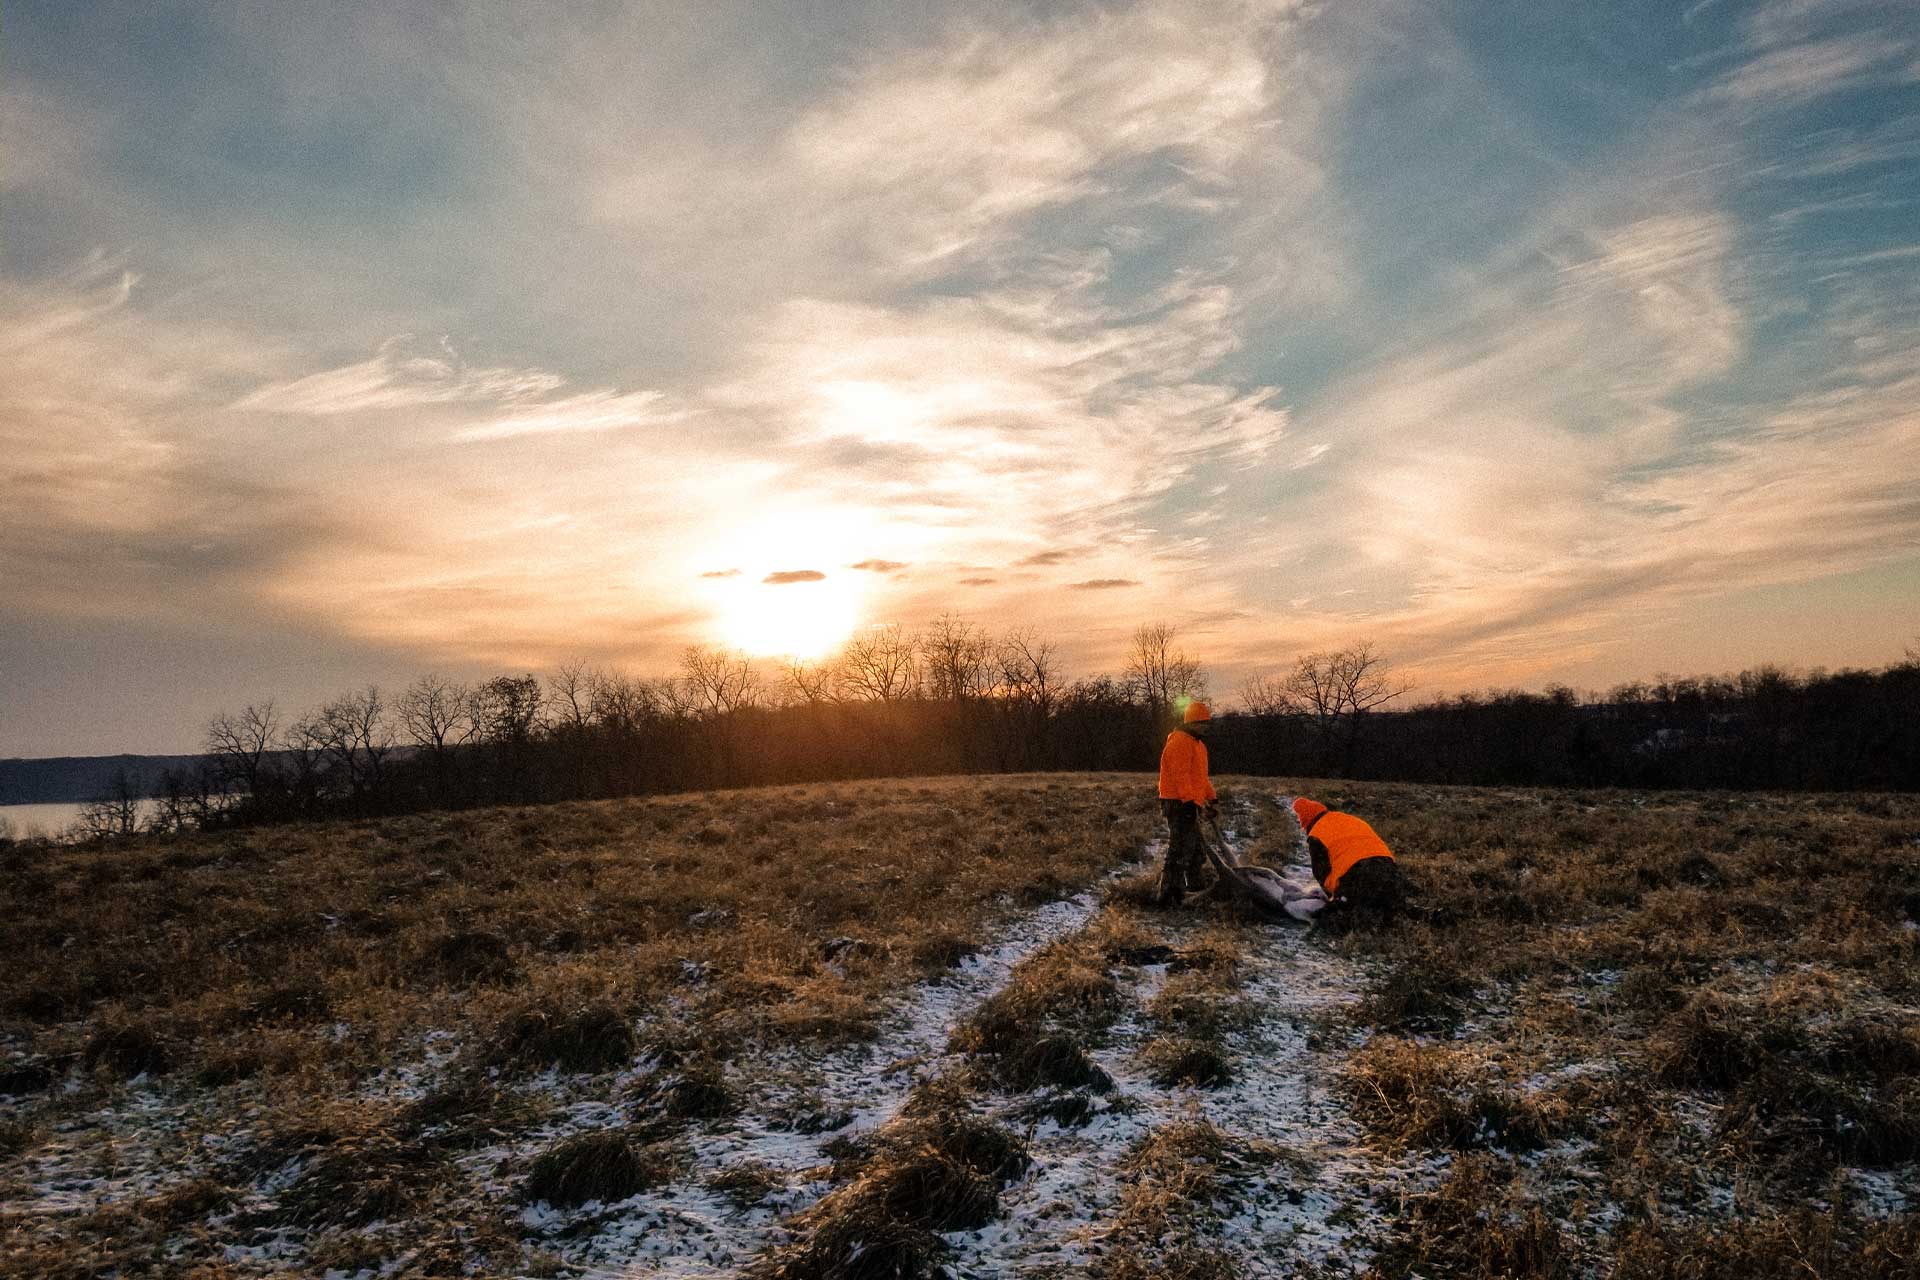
[1157,701,1217,905]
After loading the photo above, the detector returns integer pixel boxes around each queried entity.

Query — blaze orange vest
[1158,729,1216,804]
[1303,809,1393,893]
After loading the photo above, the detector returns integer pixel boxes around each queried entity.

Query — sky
[3,0,1919,757]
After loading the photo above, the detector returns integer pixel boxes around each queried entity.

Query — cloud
[700,568,741,579]
[1708,33,1914,106]
[1068,578,1140,590]
[763,569,827,584]
[451,389,686,442]
[235,335,563,415]
[1016,549,1077,566]
[849,559,908,572]
[958,576,997,586]
[779,2,1274,273]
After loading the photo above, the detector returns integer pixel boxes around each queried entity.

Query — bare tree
[681,646,760,717]
[997,628,1061,712]
[314,685,395,799]
[400,674,474,756]
[1279,642,1413,772]
[147,762,229,834]
[205,700,280,797]
[837,624,920,702]
[1125,623,1207,714]
[75,767,144,841]
[588,669,659,732]
[1236,672,1294,717]
[782,657,839,706]
[548,661,597,733]
[279,712,330,809]
[472,675,546,744]
[922,613,995,701]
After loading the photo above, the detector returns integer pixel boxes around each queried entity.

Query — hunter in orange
[1288,795,1406,927]
[1156,701,1218,905]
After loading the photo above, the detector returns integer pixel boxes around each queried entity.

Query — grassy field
[1,774,1916,1278]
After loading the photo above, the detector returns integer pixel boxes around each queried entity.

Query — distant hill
[0,755,209,805]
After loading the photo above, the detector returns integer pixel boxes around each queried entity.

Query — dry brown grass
[1366,1154,1574,1279]
[1320,779,1920,1274]
[1088,1117,1296,1278]
[750,1082,1030,1279]
[0,773,1153,1277]
[522,1129,686,1207]
[7,773,1917,1277]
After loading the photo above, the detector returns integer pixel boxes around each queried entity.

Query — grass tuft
[1142,1036,1234,1089]
[485,1000,638,1074]
[81,1020,173,1078]
[752,1090,1028,1277]
[422,929,521,986]
[1369,1155,1572,1279]
[522,1130,682,1207]
[277,1130,441,1227]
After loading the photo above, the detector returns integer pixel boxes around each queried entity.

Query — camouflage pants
[1320,856,1406,933]
[1158,800,1208,905]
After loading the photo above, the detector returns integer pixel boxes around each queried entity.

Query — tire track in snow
[510,858,1155,1277]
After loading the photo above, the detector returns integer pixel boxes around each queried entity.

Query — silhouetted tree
[205,701,280,798]
[1125,623,1206,720]
[75,767,144,841]
[839,624,919,702]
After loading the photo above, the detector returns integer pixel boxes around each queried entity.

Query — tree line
[1221,643,1920,793]
[28,628,1920,843]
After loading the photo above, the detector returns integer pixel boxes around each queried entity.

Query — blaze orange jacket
[1158,729,1216,804]
[1297,802,1393,893]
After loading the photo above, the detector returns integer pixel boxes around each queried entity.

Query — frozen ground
[943,907,1441,1278]
[501,866,1140,1276]
[504,820,1435,1278]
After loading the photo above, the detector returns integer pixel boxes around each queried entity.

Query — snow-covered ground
[941,872,1438,1276]
[509,821,1435,1278]
[502,867,1143,1277]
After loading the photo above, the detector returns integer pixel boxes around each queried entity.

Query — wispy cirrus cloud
[451,389,686,442]
[235,335,562,415]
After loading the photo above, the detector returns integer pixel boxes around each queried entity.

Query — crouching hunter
[1157,701,1217,906]
[1286,796,1406,929]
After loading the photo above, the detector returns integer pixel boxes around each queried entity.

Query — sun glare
[693,509,879,659]
[713,574,862,659]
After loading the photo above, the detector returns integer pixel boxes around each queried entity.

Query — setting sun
[710,573,863,658]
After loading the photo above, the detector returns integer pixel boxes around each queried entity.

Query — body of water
[0,801,89,837]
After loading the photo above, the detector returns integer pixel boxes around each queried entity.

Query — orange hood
[1291,797,1329,832]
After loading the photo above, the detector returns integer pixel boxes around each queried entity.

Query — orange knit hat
[1291,797,1328,831]
[1182,701,1211,723]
